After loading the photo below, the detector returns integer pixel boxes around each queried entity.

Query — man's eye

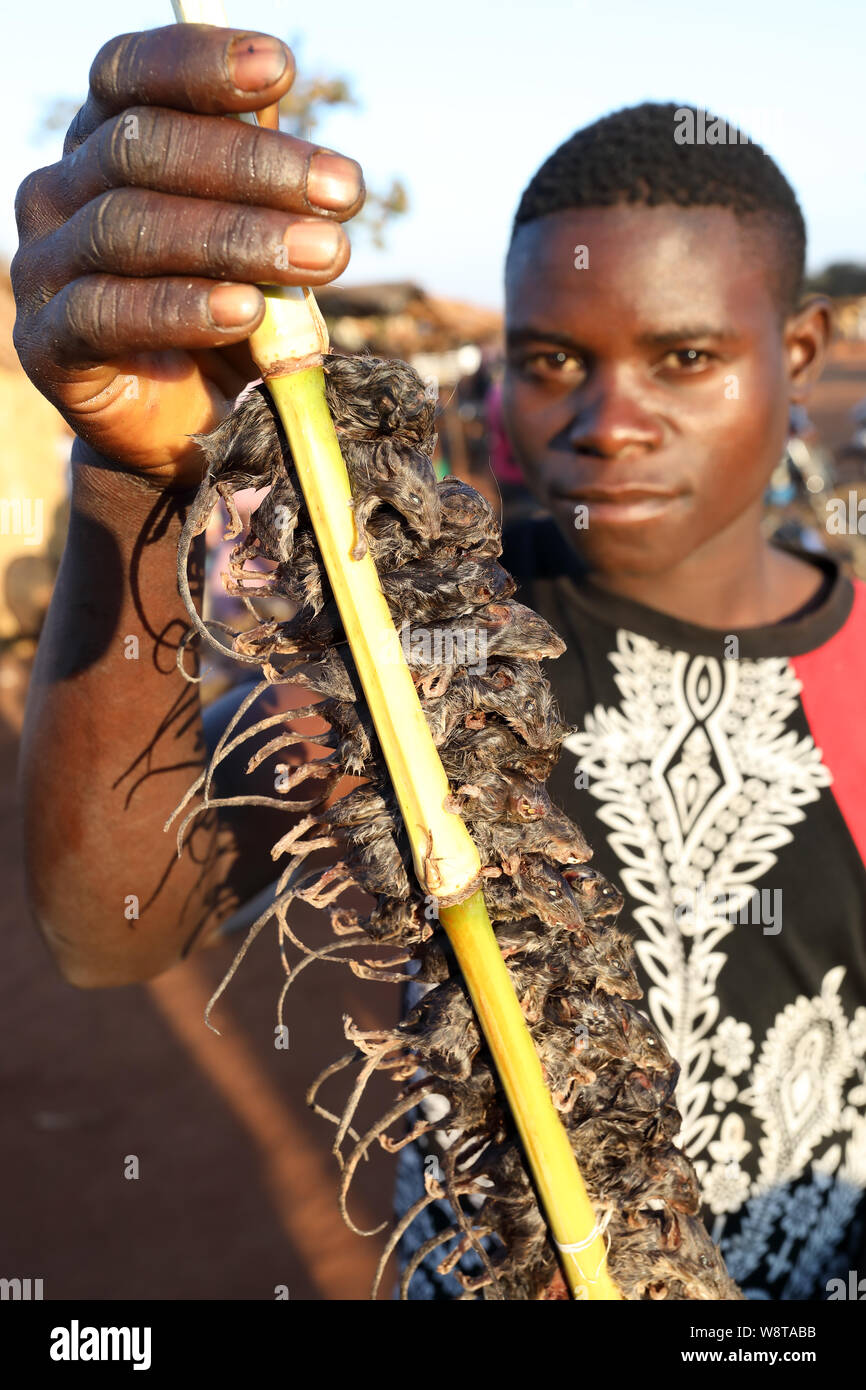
[519,350,585,381]
[660,348,713,370]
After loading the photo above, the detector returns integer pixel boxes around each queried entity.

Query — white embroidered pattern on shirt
[564,630,866,1297]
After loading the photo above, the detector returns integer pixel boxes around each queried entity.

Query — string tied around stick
[555,1209,613,1295]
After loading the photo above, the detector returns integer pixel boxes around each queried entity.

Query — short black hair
[510,102,806,312]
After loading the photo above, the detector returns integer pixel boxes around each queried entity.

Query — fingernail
[208,283,262,327]
[284,221,342,270]
[307,152,363,212]
[228,36,289,92]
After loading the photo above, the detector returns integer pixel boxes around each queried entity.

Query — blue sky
[6,0,864,307]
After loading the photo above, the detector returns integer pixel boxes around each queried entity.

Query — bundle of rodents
[170,351,742,1301]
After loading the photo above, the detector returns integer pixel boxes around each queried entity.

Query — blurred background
[2,0,866,1299]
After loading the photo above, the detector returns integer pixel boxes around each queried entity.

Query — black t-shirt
[396,516,866,1300]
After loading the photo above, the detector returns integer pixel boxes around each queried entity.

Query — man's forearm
[18,443,235,986]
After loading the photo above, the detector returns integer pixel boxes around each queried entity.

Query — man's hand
[11,24,364,489]
[14,25,365,986]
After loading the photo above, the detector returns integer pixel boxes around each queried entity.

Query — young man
[13,29,865,1299]
[396,107,866,1300]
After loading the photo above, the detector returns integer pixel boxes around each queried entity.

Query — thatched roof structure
[316,281,502,357]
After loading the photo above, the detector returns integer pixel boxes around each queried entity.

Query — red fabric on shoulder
[791,579,866,868]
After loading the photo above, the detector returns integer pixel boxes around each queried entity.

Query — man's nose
[567,368,663,457]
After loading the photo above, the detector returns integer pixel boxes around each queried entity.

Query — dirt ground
[2,347,865,1302]
[0,662,400,1301]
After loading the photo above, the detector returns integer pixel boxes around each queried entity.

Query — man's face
[502,205,792,575]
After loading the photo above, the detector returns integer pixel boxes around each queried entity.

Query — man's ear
[785,295,832,403]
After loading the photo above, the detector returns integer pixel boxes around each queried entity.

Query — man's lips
[550,483,686,525]
[551,483,682,501]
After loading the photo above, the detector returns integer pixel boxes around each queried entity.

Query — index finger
[65,24,294,154]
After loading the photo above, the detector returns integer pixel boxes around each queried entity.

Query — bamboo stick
[172,0,622,1301]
